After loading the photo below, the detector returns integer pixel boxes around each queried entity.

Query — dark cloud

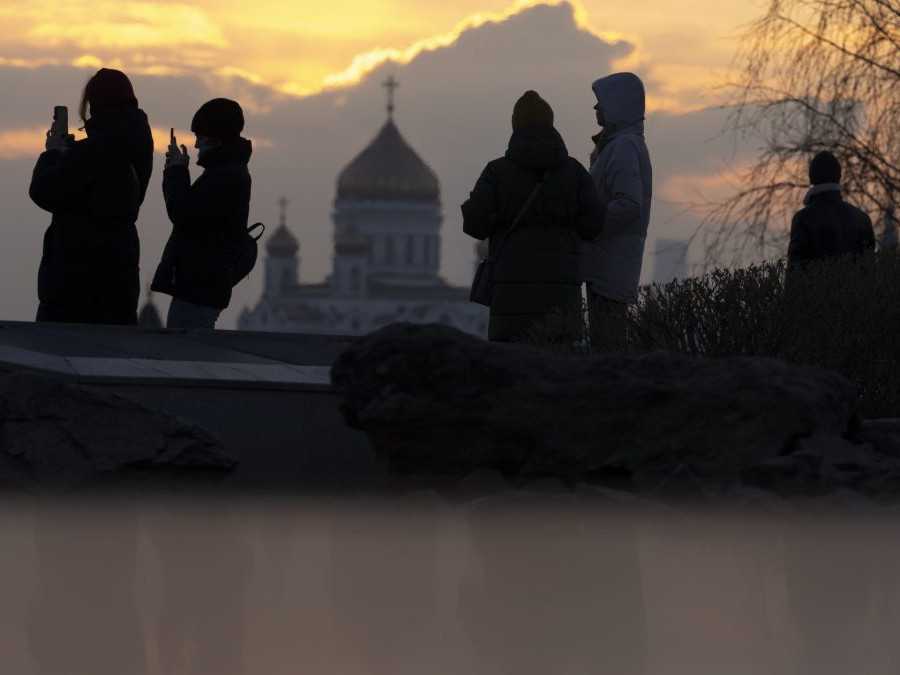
[0,2,752,326]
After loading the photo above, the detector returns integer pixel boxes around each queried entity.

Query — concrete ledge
[0,322,340,391]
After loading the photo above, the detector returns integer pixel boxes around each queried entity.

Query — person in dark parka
[462,91,605,342]
[151,98,252,330]
[788,151,875,270]
[29,68,153,325]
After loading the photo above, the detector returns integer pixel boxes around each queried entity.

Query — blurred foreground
[1,494,897,675]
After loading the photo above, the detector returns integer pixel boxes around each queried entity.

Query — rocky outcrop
[0,371,235,493]
[332,323,865,498]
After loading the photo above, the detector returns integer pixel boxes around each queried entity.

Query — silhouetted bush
[630,253,900,417]
[523,253,900,417]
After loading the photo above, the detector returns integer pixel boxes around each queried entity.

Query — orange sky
[0,0,759,110]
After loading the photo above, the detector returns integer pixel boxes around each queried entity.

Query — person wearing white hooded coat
[582,72,653,350]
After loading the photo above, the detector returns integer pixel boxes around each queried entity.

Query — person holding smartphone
[29,68,153,325]
[151,98,252,329]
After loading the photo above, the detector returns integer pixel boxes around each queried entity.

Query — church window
[427,235,438,266]
[406,234,415,264]
[386,236,395,264]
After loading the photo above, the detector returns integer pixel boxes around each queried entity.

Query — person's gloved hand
[45,131,74,153]
[165,138,190,169]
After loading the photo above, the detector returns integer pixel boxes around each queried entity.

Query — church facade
[238,83,487,337]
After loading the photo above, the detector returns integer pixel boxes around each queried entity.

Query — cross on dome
[278,196,289,228]
[383,75,399,119]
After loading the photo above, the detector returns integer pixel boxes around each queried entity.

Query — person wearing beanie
[511,90,554,130]
[583,72,653,351]
[462,90,605,342]
[29,67,153,325]
[787,151,874,270]
[152,98,253,329]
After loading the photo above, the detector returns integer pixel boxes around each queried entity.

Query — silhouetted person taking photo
[29,68,153,325]
[152,98,252,330]
[787,151,875,270]
[463,90,604,342]
[583,72,653,351]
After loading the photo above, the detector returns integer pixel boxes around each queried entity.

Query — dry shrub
[521,253,900,416]
[627,252,900,418]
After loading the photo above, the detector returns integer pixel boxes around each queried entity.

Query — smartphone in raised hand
[169,127,177,151]
[52,106,68,138]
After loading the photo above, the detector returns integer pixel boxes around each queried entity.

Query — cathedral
[238,78,488,337]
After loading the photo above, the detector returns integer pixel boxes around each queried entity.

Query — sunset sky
[0,0,767,326]
[0,0,756,103]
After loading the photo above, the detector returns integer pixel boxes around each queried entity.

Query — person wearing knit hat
[152,98,254,329]
[808,150,842,186]
[30,67,153,325]
[462,90,605,342]
[191,98,245,141]
[511,90,554,131]
[788,151,874,269]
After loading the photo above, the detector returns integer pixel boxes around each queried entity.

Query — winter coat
[29,106,153,325]
[581,73,653,305]
[788,184,875,269]
[462,127,605,342]
[151,138,252,310]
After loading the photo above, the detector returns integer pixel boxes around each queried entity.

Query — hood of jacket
[505,126,568,172]
[592,73,645,137]
[198,136,253,169]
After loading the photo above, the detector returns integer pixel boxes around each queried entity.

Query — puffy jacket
[788,185,875,268]
[462,127,605,341]
[29,105,153,325]
[581,73,653,305]
[152,138,252,310]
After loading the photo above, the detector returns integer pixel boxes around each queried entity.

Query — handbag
[231,222,265,286]
[470,173,546,306]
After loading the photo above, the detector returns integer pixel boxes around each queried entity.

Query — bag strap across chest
[489,171,547,263]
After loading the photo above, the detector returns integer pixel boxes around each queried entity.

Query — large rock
[331,323,859,490]
[0,371,236,493]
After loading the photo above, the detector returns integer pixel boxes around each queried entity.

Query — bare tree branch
[703,0,900,267]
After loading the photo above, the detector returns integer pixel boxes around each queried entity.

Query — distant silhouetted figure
[29,68,153,325]
[462,91,604,342]
[583,72,653,351]
[152,98,252,330]
[787,151,875,269]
